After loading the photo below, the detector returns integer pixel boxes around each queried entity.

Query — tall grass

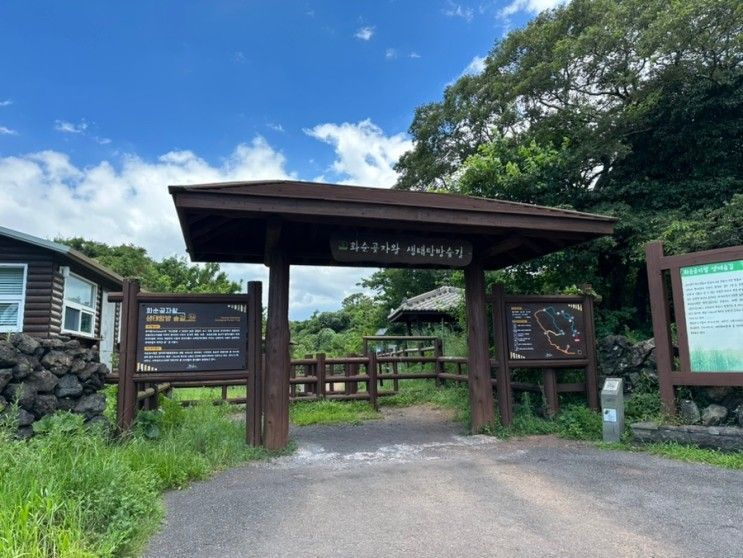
[0,401,274,557]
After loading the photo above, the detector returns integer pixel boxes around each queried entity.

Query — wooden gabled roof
[169,180,616,269]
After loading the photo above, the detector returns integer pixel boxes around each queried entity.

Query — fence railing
[107,348,590,410]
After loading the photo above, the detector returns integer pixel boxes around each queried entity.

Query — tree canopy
[385,0,742,335]
[59,238,241,294]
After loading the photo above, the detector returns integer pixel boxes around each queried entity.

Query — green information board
[680,260,743,372]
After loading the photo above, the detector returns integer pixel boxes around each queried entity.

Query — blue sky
[0,0,560,319]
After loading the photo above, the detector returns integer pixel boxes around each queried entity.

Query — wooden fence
[109,347,592,412]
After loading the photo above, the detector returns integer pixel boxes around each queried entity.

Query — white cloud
[0,137,294,261]
[0,99,12,107]
[54,120,88,134]
[443,1,473,21]
[409,52,421,59]
[500,0,566,17]
[354,26,374,41]
[0,125,17,135]
[0,125,409,319]
[385,48,397,60]
[462,55,486,76]
[304,119,412,187]
[267,122,285,133]
[233,51,246,63]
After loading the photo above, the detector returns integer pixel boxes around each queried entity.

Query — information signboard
[135,302,247,372]
[680,260,743,372]
[330,233,472,266]
[506,302,587,361]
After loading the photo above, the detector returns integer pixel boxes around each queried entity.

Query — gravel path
[144,407,743,557]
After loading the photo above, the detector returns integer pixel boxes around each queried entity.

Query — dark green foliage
[58,237,241,293]
[555,405,603,440]
[394,0,743,335]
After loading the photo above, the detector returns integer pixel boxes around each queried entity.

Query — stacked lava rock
[0,333,110,438]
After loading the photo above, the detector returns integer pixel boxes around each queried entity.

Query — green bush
[0,403,272,557]
[556,405,603,440]
[625,392,662,423]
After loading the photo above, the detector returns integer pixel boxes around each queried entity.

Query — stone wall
[0,333,109,438]
[598,334,743,427]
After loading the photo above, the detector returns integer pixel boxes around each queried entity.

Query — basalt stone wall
[0,333,109,438]
[598,334,743,427]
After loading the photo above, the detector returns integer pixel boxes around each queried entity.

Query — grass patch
[0,399,279,557]
[379,380,470,422]
[290,400,380,426]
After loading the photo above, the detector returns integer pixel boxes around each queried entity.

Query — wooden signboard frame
[646,241,743,414]
[487,285,600,424]
[110,280,263,445]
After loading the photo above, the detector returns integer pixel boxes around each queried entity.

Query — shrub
[556,405,603,440]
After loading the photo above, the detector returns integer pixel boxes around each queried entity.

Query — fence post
[368,352,378,411]
[316,353,326,399]
[117,278,140,432]
[490,284,513,427]
[542,368,559,418]
[434,337,443,387]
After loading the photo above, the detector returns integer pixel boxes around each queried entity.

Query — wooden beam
[464,260,495,432]
[263,220,282,266]
[263,248,290,450]
[117,279,140,432]
[246,281,263,446]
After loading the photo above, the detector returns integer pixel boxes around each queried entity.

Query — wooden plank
[263,247,290,450]
[368,351,378,411]
[246,281,263,446]
[316,353,326,398]
[542,368,559,418]
[490,285,513,426]
[464,260,495,431]
[582,293,600,410]
[117,279,140,431]
[645,242,677,414]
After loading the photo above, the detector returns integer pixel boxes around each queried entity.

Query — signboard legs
[117,279,140,432]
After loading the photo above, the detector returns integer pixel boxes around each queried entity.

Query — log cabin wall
[0,235,55,337]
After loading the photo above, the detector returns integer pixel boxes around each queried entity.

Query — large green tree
[391,0,742,334]
[59,238,241,294]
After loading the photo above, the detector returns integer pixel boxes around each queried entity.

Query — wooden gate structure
[168,180,615,449]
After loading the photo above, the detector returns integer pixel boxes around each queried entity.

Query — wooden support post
[434,337,443,386]
[368,352,378,411]
[304,354,314,395]
[117,279,140,432]
[646,241,676,414]
[490,284,513,426]
[221,384,228,401]
[542,368,559,418]
[246,281,263,447]
[316,353,326,399]
[264,250,290,450]
[464,261,495,432]
[582,292,600,411]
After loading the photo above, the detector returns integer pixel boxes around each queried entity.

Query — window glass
[80,311,93,334]
[0,267,24,295]
[65,275,95,308]
[64,307,80,331]
[0,302,19,327]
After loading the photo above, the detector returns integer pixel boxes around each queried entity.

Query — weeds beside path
[0,401,281,558]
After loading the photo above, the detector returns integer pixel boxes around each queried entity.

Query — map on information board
[506,302,587,361]
[681,260,743,373]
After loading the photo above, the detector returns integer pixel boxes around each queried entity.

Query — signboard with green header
[680,260,743,372]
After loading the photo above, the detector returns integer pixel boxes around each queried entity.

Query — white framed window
[0,264,27,333]
[62,272,97,337]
